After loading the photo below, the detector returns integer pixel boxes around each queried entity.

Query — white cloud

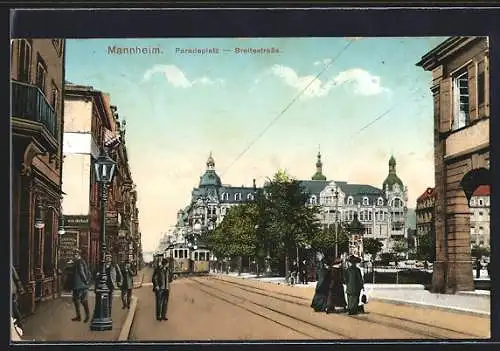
[142,64,224,87]
[267,64,389,98]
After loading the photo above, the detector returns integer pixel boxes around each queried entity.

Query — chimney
[253,178,256,190]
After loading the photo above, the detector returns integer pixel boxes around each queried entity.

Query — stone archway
[460,167,490,202]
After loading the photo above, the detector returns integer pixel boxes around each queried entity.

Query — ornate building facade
[301,153,409,254]
[11,39,65,314]
[416,187,436,250]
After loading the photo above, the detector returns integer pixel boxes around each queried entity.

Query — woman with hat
[310,254,331,312]
[325,257,347,313]
[344,254,364,315]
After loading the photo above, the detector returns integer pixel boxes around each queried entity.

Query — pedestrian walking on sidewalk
[105,255,122,315]
[152,257,172,321]
[344,255,364,316]
[310,256,331,312]
[120,261,134,309]
[70,249,90,322]
[11,265,25,329]
[326,257,347,314]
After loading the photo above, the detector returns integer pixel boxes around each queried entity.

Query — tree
[392,238,407,260]
[261,169,322,275]
[363,238,383,260]
[416,233,436,262]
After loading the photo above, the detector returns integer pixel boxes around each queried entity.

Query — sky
[65,37,447,252]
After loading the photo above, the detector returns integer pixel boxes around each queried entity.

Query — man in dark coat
[71,249,91,322]
[326,257,347,314]
[344,255,364,315]
[120,261,134,309]
[301,259,308,285]
[152,257,171,321]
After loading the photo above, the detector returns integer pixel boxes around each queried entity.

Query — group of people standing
[69,249,136,323]
[311,254,366,315]
[290,259,309,285]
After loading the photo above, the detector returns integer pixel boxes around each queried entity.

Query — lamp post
[334,189,339,258]
[90,149,117,332]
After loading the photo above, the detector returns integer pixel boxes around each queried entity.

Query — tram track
[187,279,341,339]
[191,277,429,339]
[208,276,485,339]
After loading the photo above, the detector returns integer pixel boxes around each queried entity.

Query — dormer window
[377,197,384,206]
[247,193,254,201]
[362,197,369,206]
[220,192,229,201]
[347,196,354,205]
[234,193,242,201]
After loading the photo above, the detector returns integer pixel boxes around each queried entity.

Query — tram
[161,243,211,278]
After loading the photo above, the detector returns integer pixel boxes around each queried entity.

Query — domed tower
[312,148,327,181]
[199,151,222,188]
[382,155,404,192]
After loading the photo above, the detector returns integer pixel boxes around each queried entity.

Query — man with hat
[120,260,134,309]
[344,254,364,315]
[152,256,172,321]
[70,249,91,322]
[326,257,347,313]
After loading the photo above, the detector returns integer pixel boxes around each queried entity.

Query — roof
[416,36,486,71]
[472,185,490,197]
[417,187,435,202]
[199,170,222,187]
[299,180,387,205]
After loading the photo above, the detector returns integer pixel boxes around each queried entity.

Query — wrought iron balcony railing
[11,80,57,138]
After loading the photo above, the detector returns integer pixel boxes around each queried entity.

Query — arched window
[363,197,369,206]
[347,196,354,205]
[377,197,384,206]
[247,193,254,201]
[234,193,242,201]
[479,199,484,206]
[220,192,229,201]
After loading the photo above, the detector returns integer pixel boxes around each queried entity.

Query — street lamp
[90,149,117,332]
[333,189,339,258]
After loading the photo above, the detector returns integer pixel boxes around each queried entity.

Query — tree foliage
[471,245,490,259]
[363,238,383,258]
[416,233,436,262]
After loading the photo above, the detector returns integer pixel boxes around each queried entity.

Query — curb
[370,296,490,317]
[117,296,138,341]
[133,271,145,289]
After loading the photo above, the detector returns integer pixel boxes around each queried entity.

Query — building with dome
[174,151,409,255]
[300,152,409,254]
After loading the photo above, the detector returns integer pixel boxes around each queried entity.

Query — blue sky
[66,37,447,251]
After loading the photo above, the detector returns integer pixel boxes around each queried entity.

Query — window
[347,197,354,205]
[479,211,484,216]
[234,193,242,201]
[368,210,372,221]
[470,198,476,206]
[377,197,384,206]
[364,227,372,235]
[18,40,31,82]
[478,71,485,105]
[220,192,229,201]
[36,56,47,93]
[247,193,254,201]
[478,199,484,206]
[363,197,369,206]
[452,70,470,130]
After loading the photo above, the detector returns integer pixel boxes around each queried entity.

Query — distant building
[417,36,490,292]
[416,187,436,237]
[469,185,490,249]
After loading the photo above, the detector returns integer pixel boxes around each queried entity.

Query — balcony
[11,80,58,153]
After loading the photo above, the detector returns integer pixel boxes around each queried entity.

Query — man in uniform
[152,257,171,321]
[344,254,364,315]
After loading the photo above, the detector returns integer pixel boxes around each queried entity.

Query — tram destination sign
[64,215,89,228]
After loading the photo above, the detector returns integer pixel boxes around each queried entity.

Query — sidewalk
[16,269,145,342]
[220,273,491,316]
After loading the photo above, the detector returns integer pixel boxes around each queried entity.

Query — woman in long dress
[310,256,331,312]
[326,257,347,313]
